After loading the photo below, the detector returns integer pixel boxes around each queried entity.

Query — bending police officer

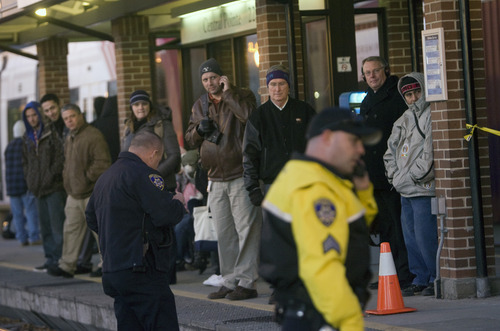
[86,131,185,330]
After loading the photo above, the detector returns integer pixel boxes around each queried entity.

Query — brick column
[36,37,70,105]
[256,0,304,103]
[381,0,413,76]
[111,15,151,139]
[423,0,495,298]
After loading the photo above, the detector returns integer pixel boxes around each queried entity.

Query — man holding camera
[185,58,262,301]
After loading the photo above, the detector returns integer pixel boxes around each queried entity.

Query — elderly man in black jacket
[360,56,414,289]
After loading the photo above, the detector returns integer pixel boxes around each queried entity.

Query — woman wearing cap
[122,90,181,192]
[384,72,437,297]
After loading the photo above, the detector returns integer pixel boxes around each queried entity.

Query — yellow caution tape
[464,124,500,141]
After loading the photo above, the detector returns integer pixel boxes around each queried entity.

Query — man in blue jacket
[86,131,185,330]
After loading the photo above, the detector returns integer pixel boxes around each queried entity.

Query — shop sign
[18,0,42,8]
[181,0,256,44]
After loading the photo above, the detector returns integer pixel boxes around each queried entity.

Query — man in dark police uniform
[86,131,185,331]
[259,108,381,331]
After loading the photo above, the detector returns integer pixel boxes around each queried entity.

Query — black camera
[204,120,223,145]
[205,128,223,145]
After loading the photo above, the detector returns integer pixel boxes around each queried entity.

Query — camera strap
[201,93,209,118]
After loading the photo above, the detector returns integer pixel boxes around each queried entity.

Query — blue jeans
[37,190,67,267]
[401,196,438,286]
[10,192,40,243]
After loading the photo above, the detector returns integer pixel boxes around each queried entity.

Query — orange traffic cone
[366,242,417,315]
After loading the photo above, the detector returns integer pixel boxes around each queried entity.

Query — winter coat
[185,86,256,182]
[22,102,65,198]
[242,97,316,191]
[384,72,435,198]
[63,122,111,199]
[122,105,181,191]
[360,75,407,190]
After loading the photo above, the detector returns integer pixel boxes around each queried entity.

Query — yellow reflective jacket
[260,156,377,331]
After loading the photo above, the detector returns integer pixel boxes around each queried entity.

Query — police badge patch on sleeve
[149,174,165,191]
[314,198,336,226]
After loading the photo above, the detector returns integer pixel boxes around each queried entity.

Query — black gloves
[248,187,264,206]
[198,118,215,135]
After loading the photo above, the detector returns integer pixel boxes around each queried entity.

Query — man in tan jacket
[48,103,111,278]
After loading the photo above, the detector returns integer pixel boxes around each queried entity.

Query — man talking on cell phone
[185,58,262,301]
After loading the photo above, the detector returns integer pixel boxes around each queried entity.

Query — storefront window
[234,34,260,106]
[303,18,330,111]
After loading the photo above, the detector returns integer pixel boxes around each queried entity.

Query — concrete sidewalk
[1,236,500,331]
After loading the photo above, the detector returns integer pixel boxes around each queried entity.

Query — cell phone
[220,82,225,89]
[352,160,366,177]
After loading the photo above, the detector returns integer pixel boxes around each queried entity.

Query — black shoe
[47,266,74,278]
[402,284,427,297]
[75,265,92,274]
[422,285,435,296]
[268,290,277,305]
[225,286,258,301]
[369,281,378,289]
[208,286,234,300]
[33,264,48,273]
[89,267,102,277]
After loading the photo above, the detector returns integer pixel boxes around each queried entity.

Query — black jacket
[242,97,316,191]
[360,75,407,190]
[86,151,185,273]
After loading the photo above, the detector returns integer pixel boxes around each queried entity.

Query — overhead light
[35,8,47,17]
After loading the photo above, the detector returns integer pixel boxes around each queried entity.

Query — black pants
[374,189,414,285]
[102,268,179,331]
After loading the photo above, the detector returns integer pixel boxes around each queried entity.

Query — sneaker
[203,274,224,287]
[33,264,48,273]
[75,265,92,275]
[422,285,435,296]
[208,286,233,299]
[30,240,42,246]
[402,284,427,297]
[225,286,258,301]
[90,267,102,277]
[47,266,74,278]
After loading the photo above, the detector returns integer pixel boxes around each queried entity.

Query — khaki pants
[59,196,99,273]
[208,177,262,289]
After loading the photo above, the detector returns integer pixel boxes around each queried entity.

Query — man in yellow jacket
[259,107,381,331]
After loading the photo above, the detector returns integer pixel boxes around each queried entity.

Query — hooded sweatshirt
[383,72,435,198]
[22,101,65,197]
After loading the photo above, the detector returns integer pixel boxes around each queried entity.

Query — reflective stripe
[263,200,292,223]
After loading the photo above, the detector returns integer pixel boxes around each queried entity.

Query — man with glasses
[360,56,414,291]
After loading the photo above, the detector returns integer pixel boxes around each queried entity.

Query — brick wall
[111,16,151,140]
[423,0,494,298]
[382,0,413,76]
[36,37,70,105]
[256,0,304,103]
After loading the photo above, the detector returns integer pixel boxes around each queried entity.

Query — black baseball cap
[306,107,382,146]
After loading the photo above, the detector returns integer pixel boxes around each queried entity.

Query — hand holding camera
[198,118,215,134]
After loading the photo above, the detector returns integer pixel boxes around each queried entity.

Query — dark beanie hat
[199,58,223,77]
[400,76,421,95]
[130,90,151,105]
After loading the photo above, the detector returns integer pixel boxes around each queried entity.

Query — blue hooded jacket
[22,101,44,149]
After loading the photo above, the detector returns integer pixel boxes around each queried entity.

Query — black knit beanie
[199,58,223,77]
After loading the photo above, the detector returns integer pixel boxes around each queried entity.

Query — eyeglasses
[363,66,385,77]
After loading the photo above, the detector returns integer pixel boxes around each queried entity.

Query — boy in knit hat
[384,72,438,297]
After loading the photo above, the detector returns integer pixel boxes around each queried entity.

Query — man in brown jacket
[48,103,111,278]
[185,58,262,300]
